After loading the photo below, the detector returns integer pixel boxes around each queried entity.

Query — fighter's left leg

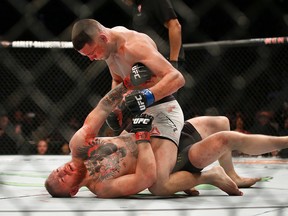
[186,116,261,188]
[148,140,242,196]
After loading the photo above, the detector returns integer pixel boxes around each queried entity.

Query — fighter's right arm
[70,83,129,152]
[83,83,128,136]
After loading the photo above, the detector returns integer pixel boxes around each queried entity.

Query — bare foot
[209,166,243,196]
[229,174,261,188]
[184,188,200,196]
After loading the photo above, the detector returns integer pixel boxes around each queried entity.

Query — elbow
[147,170,157,187]
[176,22,182,34]
[176,72,185,88]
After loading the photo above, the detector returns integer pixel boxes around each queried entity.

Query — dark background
[0,0,288,43]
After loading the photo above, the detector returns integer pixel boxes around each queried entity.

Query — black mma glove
[131,114,154,144]
[106,102,132,132]
[123,63,152,88]
[125,89,155,115]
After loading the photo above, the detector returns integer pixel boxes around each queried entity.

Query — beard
[72,162,88,186]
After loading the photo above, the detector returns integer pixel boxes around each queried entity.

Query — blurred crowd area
[1,42,288,157]
[2,104,288,157]
[0,109,72,155]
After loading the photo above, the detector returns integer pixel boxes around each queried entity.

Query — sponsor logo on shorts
[150,127,160,135]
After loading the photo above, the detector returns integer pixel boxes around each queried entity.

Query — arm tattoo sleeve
[101,83,127,109]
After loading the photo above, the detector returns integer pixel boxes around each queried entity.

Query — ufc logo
[135,95,146,111]
[132,66,141,80]
[132,118,150,124]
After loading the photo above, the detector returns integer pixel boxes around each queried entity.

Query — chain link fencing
[1,38,288,155]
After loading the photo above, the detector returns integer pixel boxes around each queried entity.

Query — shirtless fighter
[45,83,241,197]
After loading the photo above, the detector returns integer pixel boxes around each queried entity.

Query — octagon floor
[0,155,288,216]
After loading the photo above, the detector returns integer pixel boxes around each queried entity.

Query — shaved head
[72,19,103,50]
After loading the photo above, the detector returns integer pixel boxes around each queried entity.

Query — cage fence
[1,37,288,156]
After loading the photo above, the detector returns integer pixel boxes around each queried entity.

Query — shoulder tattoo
[76,138,127,181]
[121,135,138,158]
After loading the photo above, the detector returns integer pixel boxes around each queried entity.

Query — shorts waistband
[150,95,175,107]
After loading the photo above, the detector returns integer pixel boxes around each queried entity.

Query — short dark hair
[71,19,101,50]
[45,177,71,197]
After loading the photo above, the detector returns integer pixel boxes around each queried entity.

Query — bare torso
[106,27,160,88]
[73,134,138,184]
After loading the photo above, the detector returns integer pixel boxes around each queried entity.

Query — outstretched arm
[69,83,128,152]
[83,83,128,135]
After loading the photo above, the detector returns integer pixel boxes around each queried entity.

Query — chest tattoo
[76,138,127,181]
[122,136,138,158]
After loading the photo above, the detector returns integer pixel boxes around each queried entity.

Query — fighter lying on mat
[45,81,288,198]
[45,83,240,197]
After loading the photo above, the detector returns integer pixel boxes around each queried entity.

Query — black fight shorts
[172,121,203,173]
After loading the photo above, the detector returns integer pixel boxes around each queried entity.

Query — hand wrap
[131,114,154,144]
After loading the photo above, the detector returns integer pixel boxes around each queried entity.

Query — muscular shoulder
[76,134,138,181]
[112,26,129,32]
[130,32,156,49]
[123,32,158,61]
[112,26,156,50]
[69,125,94,155]
[73,133,138,160]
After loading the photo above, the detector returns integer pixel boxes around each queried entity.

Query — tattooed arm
[69,83,127,152]
[84,83,128,134]
[87,139,156,198]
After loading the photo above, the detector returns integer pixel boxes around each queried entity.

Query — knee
[148,177,174,196]
[148,184,171,196]
[218,116,230,131]
[189,131,230,168]
[214,131,230,147]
